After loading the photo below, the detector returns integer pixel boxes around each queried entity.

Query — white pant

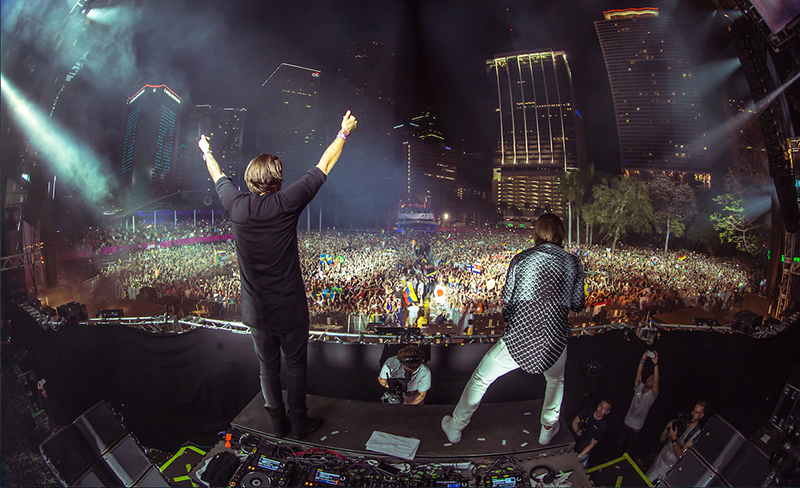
[450,338,567,431]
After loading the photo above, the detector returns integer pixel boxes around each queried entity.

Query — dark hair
[696,400,708,411]
[397,345,426,369]
[245,154,283,194]
[534,213,565,247]
[601,397,612,407]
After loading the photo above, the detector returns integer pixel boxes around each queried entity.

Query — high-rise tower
[120,84,182,205]
[487,50,582,217]
[256,64,321,187]
[175,105,246,193]
[595,7,711,182]
[394,111,457,198]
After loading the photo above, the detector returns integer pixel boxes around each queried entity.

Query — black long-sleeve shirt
[215,168,326,330]
[501,242,585,373]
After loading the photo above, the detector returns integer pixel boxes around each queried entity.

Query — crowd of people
[96,222,753,324]
[55,219,232,254]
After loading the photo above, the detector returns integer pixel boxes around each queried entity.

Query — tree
[710,173,767,257]
[590,176,653,253]
[650,174,697,253]
[558,170,582,247]
[558,165,598,247]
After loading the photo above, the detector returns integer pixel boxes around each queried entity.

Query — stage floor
[232,393,576,459]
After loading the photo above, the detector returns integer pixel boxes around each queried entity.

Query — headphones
[529,465,555,484]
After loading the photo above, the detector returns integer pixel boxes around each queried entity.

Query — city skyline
[2,0,798,220]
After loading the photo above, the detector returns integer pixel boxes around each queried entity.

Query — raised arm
[652,351,659,397]
[198,135,226,183]
[635,351,647,388]
[316,110,357,175]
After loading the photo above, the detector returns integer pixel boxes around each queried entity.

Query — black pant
[250,327,309,425]
[615,423,641,457]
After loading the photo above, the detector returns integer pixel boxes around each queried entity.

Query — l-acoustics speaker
[40,400,168,487]
[771,365,800,431]
[57,301,88,326]
[661,450,720,487]
[732,310,763,334]
[691,416,772,487]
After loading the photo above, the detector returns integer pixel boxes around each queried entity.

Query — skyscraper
[120,84,182,205]
[395,111,457,198]
[256,64,321,187]
[175,105,246,193]
[595,7,711,181]
[331,31,399,228]
[487,50,583,217]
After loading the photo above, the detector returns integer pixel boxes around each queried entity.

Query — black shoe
[273,416,291,438]
[293,416,324,440]
[266,407,292,438]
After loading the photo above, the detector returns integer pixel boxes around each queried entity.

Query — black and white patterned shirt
[501,243,585,374]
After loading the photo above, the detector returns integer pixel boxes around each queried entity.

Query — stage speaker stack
[772,364,800,432]
[732,310,763,334]
[57,301,88,326]
[39,400,168,487]
[662,416,772,487]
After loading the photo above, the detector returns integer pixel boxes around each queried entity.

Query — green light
[794,257,800,263]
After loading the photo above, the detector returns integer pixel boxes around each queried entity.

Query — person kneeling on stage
[378,345,431,405]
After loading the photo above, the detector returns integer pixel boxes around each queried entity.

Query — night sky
[0,0,751,197]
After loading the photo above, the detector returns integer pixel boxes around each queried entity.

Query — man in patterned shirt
[442,213,584,444]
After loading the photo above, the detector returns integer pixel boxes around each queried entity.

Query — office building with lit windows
[595,8,711,184]
[174,105,246,193]
[120,84,182,205]
[395,112,457,198]
[487,50,583,217]
[256,63,321,186]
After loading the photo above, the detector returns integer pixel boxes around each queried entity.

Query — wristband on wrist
[337,129,349,141]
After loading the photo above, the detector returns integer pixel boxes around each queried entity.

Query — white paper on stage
[365,431,420,460]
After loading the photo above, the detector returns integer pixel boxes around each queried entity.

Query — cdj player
[228,449,294,488]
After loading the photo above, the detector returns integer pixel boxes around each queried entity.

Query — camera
[381,377,407,404]
[672,412,692,436]
[646,350,655,358]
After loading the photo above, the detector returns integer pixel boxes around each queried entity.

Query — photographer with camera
[615,350,659,457]
[571,398,612,467]
[378,345,431,405]
[646,400,707,484]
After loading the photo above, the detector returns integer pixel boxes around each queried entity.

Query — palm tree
[558,170,583,247]
[558,165,597,247]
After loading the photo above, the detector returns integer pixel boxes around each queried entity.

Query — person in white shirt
[616,350,659,457]
[378,345,431,405]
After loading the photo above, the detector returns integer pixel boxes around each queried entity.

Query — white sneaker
[441,415,462,443]
[539,421,560,445]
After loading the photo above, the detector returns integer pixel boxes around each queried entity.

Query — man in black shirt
[198,111,357,439]
[572,398,612,467]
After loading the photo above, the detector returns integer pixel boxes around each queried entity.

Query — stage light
[695,58,743,95]
[86,7,126,26]
[0,74,116,206]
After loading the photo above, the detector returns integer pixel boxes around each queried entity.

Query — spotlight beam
[1,73,117,207]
